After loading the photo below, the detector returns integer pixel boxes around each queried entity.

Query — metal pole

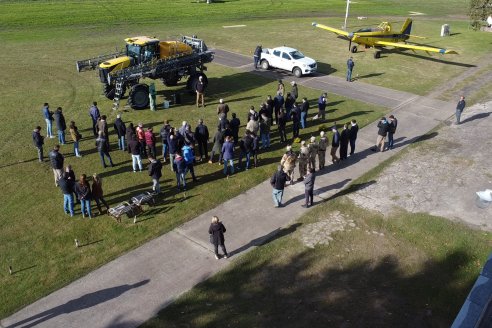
[343,0,350,30]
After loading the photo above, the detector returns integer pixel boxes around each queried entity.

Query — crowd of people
[32,80,401,219]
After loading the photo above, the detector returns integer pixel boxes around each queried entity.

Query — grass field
[1,0,490,320]
[142,138,492,327]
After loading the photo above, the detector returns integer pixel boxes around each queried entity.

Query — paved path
[1,49,456,328]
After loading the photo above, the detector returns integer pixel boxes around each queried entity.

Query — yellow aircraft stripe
[312,22,350,37]
[375,41,458,54]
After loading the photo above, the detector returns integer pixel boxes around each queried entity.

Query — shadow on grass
[390,49,476,68]
[145,250,474,327]
[6,280,150,328]
[79,239,103,248]
[11,265,37,275]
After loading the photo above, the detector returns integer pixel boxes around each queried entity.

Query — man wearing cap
[330,126,340,163]
[307,136,319,171]
[217,99,230,119]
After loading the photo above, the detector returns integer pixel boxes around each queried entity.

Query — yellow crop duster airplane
[312,18,458,59]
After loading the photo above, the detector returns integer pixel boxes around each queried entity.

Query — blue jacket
[89,105,100,122]
[332,131,340,147]
[42,106,52,120]
[221,141,234,161]
[182,145,195,164]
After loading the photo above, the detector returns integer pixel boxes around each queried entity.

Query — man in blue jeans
[270,165,290,208]
[58,173,74,216]
[42,103,54,138]
[253,45,262,69]
[300,97,309,129]
[455,95,466,124]
[346,57,355,82]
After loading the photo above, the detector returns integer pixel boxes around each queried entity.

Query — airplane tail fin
[400,18,413,35]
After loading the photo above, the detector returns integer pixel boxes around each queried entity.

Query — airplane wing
[312,22,350,40]
[375,40,458,54]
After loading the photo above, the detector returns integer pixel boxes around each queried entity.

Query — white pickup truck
[260,46,317,77]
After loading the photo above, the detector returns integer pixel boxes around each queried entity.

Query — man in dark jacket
[302,168,315,208]
[49,145,64,186]
[317,93,327,121]
[128,135,142,172]
[217,99,230,118]
[455,96,466,125]
[284,92,295,119]
[89,101,100,137]
[42,103,54,139]
[160,120,171,162]
[195,119,209,161]
[229,113,240,146]
[270,165,291,207]
[32,126,44,162]
[54,107,67,145]
[291,103,301,138]
[330,126,340,163]
[238,130,253,170]
[300,97,309,129]
[168,132,179,171]
[113,114,127,151]
[58,173,74,216]
[253,45,262,69]
[349,119,359,155]
[96,131,114,168]
[278,110,287,142]
[373,117,389,152]
[148,155,163,194]
[387,115,398,150]
[273,92,284,125]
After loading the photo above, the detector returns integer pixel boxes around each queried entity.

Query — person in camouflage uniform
[318,131,328,169]
[280,145,297,184]
[298,141,309,180]
[307,136,319,171]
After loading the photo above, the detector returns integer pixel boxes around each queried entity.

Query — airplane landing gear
[374,50,382,59]
[351,45,358,53]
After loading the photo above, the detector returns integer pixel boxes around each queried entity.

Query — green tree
[469,0,492,29]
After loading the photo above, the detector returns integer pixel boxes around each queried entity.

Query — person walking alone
[148,155,163,194]
[208,216,228,260]
[69,121,83,157]
[346,57,355,82]
[455,96,466,125]
[32,126,44,162]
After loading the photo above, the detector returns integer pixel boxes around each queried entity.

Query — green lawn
[0,0,489,320]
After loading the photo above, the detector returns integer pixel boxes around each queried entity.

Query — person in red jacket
[136,123,147,157]
[144,127,156,158]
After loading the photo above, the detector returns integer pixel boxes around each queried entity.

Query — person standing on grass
[182,142,198,182]
[32,126,44,162]
[147,155,163,194]
[89,102,100,137]
[346,56,355,82]
[270,165,290,208]
[278,110,287,143]
[209,216,228,260]
[195,119,209,161]
[113,114,126,151]
[160,120,171,162]
[238,130,253,170]
[291,103,301,139]
[54,107,67,145]
[253,45,262,69]
[58,172,74,217]
[300,97,309,129]
[349,119,359,156]
[331,126,340,163]
[317,93,327,121]
[259,114,271,149]
[174,152,187,191]
[195,75,206,108]
[284,92,295,119]
[145,127,157,158]
[92,173,109,215]
[373,117,389,152]
[302,168,315,208]
[49,144,64,186]
[229,113,240,146]
[168,130,179,170]
[298,141,309,179]
[277,79,285,96]
[128,135,143,172]
[75,174,92,219]
[42,103,54,139]
[265,95,274,123]
[136,123,147,157]
[222,136,235,177]
[318,131,328,169]
[251,132,260,168]
[455,95,466,125]
[339,123,350,161]
[273,91,284,125]
[387,115,398,150]
[217,98,230,119]
[95,131,114,168]
[290,81,298,100]
[209,127,224,164]
[69,121,83,157]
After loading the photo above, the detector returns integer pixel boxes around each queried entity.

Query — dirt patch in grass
[347,101,492,230]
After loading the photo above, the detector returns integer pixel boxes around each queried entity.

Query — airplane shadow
[387,49,476,67]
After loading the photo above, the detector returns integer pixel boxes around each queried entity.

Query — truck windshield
[289,51,305,59]
[127,44,141,61]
